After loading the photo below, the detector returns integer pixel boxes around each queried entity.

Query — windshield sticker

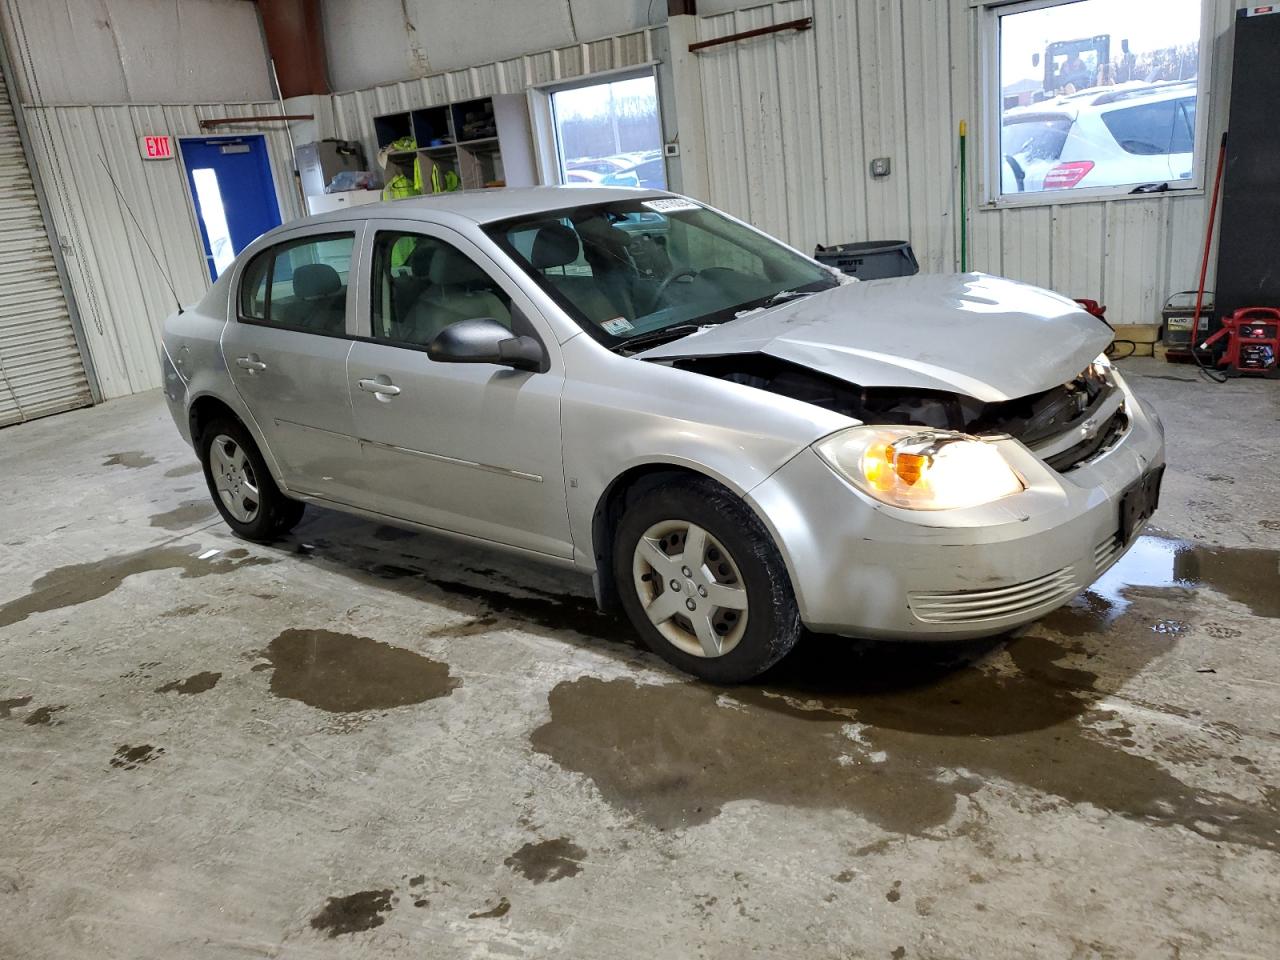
[601,317,635,335]
[641,198,701,213]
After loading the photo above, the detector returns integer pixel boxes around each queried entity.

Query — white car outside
[1002,81,1197,195]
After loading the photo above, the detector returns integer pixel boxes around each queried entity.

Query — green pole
[959,120,968,273]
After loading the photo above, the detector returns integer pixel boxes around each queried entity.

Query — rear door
[346,221,572,558]
[222,224,368,505]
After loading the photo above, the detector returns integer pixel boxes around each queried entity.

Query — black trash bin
[813,240,919,280]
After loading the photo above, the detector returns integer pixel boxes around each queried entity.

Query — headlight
[815,426,1025,511]
[1087,352,1113,383]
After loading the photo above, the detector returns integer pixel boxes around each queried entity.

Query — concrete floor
[1,358,1277,959]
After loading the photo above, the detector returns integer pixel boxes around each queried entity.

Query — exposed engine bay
[666,353,1123,471]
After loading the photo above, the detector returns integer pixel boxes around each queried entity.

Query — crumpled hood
[640,272,1113,402]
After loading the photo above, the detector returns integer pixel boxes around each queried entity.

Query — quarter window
[239,252,269,320]
[236,234,354,335]
[370,231,511,349]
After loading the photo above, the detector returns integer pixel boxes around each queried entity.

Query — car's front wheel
[613,478,802,683]
[199,417,304,541]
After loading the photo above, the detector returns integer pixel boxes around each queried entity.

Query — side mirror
[428,317,546,372]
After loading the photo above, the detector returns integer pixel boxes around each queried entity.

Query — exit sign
[139,135,173,160]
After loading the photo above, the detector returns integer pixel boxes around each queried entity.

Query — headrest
[292,263,341,299]
[407,243,435,277]
[428,245,491,286]
[530,223,580,270]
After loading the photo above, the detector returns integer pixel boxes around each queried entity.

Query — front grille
[1094,533,1123,571]
[1044,407,1128,473]
[908,566,1078,624]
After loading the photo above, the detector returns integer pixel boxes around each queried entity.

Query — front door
[346,223,572,558]
[181,136,282,280]
[222,227,365,505]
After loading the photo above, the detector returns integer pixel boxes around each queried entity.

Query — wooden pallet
[1154,342,1196,363]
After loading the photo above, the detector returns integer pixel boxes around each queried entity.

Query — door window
[236,233,355,336]
[371,231,511,348]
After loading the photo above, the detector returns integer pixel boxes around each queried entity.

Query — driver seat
[531,223,624,324]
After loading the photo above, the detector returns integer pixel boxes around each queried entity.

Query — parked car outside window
[1002,82,1197,194]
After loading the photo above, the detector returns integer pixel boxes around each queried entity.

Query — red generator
[1199,307,1280,376]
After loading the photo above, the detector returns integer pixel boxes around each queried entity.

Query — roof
[1003,80,1198,121]
[299,185,672,229]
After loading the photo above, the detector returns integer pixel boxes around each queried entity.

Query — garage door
[0,66,92,428]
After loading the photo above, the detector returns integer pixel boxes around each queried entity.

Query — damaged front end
[667,352,1126,474]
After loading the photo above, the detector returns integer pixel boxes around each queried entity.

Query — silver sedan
[161,187,1164,682]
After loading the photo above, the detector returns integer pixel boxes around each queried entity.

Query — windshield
[484,198,838,348]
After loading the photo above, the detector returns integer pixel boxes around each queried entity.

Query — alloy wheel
[631,519,749,658]
[209,434,260,523]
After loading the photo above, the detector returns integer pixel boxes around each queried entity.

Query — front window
[370,231,512,348]
[993,0,1205,201]
[485,199,837,349]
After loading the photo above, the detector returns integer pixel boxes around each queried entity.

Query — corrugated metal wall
[693,0,1236,327]
[8,23,661,405]
[327,27,663,165]
[6,1,1241,406]
[19,103,302,399]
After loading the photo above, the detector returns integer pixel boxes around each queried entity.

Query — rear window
[1101,97,1196,155]
[1002,116,1071,162]
[236,233,355,336]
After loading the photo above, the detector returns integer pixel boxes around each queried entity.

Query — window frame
[232,228,360,339]
[978,0,1214,208]
[351,219,554,361]
[527,64,668,188]
[366,228,516,352]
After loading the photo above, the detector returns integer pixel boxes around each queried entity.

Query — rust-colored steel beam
[256,0,329,97]
[198,114,314,130]
[688,16,812,53]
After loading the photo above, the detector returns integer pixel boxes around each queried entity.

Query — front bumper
[747,382,1165,639]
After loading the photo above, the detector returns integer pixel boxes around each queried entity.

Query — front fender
[560,336,850,571]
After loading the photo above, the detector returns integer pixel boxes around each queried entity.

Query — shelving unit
[373,96,521,193]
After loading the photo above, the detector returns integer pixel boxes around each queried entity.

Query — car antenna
[96,154,184,314]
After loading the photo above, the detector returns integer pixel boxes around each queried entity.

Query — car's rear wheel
[199,418,304,541]
[613,478,802,683]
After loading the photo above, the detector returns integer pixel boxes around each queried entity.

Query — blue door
[180,136,282,280]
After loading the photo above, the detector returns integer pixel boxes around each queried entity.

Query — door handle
[358,377,401,398]
[235,355,267,374]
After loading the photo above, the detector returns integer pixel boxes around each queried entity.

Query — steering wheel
[652,267,699,305]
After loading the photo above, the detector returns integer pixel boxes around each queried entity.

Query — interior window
[238,233,354,335]
[371,231,512,348]
[994,0,1204,198]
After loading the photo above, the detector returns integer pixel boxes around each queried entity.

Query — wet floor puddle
[102,451,157,469]
[310,889,394,937]
[149,500,216,530]
[530,532,1280,850]
[504,837,586,884]
[110,744,163,770]
[155,672,221,696]
[256,628,459,712]
[0,545,272,629]
[1052,531,1280,629]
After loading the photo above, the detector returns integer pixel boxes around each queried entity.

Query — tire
[199,417,305,541]
[613,477,802,683]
